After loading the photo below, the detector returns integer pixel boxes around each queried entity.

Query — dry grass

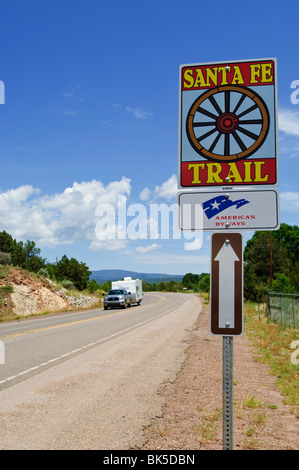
[244,302,299,417]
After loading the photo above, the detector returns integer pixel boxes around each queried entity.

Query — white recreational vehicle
[111,277,143,305]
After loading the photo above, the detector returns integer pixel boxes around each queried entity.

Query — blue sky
[0,0,298,275]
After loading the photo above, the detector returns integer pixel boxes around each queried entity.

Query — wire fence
[267,291,299,328]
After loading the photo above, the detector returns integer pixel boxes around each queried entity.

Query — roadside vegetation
[244,223,298,301]
[244,301,299,418]
[0,230,91,291]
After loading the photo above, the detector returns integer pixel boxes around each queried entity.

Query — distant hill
[90,269,184,285]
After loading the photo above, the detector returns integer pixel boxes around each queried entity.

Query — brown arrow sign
[211,232,243,336]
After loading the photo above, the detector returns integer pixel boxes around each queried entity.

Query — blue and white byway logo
[178,189,279,231]
[202,195,249,219]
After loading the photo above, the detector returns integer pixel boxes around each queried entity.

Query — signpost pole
[223,335,233,450]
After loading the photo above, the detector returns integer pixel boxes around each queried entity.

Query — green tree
[272,224,299,291]
[54,255,91,291]
[271,273,295,293]
[272,223,299,265]
[0,231,47,273]
[198,273,210,292]
[45,262,56,280]
[290,261,299,292]
[87,279,100,293]
[142,281,153,292]
[156,281,166,291]
[23,240,46,272]
[244,229,294,300]
[101,281,112,292]
[0,231,26,267]
[167,280,180,292]
[182,273,200,289]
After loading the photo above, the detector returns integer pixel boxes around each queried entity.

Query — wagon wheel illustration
[186,85,270,162]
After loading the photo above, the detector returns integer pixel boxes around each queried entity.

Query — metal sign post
[223,335,233,450]
[210,232,243,450]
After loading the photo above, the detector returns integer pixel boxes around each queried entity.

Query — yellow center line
[2,293,165,339]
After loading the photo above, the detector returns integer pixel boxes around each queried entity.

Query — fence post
[267,290,271,321]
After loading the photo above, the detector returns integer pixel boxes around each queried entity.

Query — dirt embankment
[0,268,98,318]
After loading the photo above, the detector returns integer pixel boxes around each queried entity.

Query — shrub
[0,252,11,265]
[61,279,75,290]
[38,268,49,278]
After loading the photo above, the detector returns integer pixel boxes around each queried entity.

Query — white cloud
[0,177,131,248]
[0,185,40,203]
[280,191,299,211]
[278,109,299,136]
[63,82,83,101]
[184,236,203,251]
[136,243,161,253]
[139,187,151,201]
[126,106,153,119]
[60,110,78,116]
[154,174,177,201]
[278,140,299,159]
[139,174,178,206]
[89,239,127,251]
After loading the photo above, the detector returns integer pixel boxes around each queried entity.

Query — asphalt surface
[0,292,168,390]
[0,292,202,449]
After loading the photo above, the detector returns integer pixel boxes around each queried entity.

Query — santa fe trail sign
[178,58,278,189]
[177,58,279,449]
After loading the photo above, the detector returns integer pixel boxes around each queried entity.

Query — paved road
[0,292,179,390]
[0,292,202,449]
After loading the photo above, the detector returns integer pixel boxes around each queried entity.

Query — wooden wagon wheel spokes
[186,85,270,163]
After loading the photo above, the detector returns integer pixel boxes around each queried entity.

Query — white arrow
[214,240,240,329]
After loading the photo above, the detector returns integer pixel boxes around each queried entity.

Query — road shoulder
[142,303,298,450]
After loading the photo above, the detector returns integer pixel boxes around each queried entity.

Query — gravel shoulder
[142,302,299,450]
